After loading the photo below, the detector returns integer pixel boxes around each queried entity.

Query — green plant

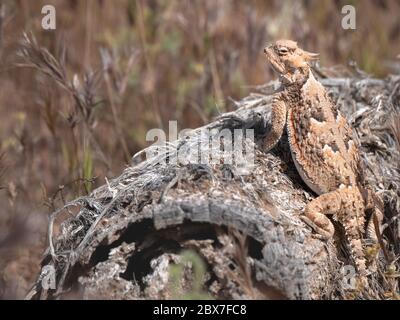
[169,250,212,300]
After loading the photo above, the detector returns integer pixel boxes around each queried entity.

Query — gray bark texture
[26,74,400,300]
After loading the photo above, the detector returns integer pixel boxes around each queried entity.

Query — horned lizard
[262,40,383,291]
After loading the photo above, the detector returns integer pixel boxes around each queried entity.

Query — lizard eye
[278,47,289,55]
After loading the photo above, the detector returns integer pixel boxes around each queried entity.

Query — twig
[103,69,131,163]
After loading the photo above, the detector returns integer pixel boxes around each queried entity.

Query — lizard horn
[303,50,320,61]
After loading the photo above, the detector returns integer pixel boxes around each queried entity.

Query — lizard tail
[341,208,371,287]
[341,200,367,274]
[342,211,378,298]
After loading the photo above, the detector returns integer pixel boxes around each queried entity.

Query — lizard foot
[303,192,337,240]
[300,215,333,240]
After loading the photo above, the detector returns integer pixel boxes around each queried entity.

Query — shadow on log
[26,75,400,300]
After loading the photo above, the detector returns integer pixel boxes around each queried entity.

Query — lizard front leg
[262,93,287,152]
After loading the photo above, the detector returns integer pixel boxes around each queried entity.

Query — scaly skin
[262,40,383,292]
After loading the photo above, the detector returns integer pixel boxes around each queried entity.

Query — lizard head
[264,40,319,80]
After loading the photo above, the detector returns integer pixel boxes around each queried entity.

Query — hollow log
[26,75,400,300]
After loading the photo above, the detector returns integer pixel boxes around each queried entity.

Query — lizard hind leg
[302,190,341,241]
[364,187,384,243]
[303,187,368,277]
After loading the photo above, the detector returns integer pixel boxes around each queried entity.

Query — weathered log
[26,75,400,300]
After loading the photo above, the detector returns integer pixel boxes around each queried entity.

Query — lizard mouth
[264,46,286,75]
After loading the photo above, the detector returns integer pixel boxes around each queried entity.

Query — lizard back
[285,71,361,195]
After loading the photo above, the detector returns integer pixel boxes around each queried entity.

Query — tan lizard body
[263,40,383,290]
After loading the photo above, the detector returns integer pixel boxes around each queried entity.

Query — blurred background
[0,0,399,299]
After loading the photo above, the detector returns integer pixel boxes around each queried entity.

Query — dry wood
[26,75,400,300]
